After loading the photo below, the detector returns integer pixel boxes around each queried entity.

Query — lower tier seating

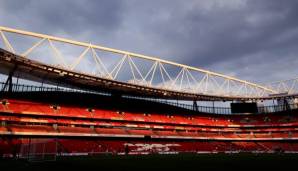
[1,138,298,157]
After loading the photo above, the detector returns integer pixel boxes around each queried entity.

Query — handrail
[0,82,297,115]
[0,82,110,96]
[123,95,298,115]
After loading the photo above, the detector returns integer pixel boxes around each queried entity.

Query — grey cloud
[0,0,124,37]
[0,0,298,84]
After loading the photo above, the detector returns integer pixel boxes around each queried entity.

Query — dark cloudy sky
[0,0,298,84]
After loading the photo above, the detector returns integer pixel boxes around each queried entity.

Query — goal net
[20,138,57,162]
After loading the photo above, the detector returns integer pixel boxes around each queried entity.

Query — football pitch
[1,153,298,171]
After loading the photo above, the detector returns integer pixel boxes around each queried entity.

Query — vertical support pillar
[212,101,215,114]
[1,65,17,93]
[284,98,290,111]
[1,71,13,92]
[273,99,276,112]
[8,74,13,92]
[193,100,198,112]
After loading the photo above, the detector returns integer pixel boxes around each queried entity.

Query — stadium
[1,25,298,170]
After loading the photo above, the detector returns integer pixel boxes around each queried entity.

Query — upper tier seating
[2,99,298,128]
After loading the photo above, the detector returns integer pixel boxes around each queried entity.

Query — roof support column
[193,100,198,112]
[1,65,17,93]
